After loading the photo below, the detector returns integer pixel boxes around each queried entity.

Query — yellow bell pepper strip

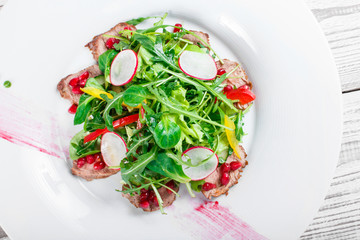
[81,87,143,109]
[224,115,242,159]
[80,87,113,100]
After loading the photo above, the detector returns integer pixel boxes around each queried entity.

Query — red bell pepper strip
[225,86,256,105]
[84,114,139,143]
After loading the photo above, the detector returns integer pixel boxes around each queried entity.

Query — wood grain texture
[307,0,360,93]
[300,91,360,239]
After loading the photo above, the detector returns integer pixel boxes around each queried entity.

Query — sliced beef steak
[85,22,136,61]
[216,59,253,110]
[122,185,180,212]
[57,64,102,105]
[202,147,247,200]
[72,159,120,181]
[183,30,210,47]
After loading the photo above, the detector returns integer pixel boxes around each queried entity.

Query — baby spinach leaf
[147,153,190,183]
[153,116,181,149]
[121,147,158,184]
[123,85,150,107]
[74,94,95,125]
[98,49,118,73]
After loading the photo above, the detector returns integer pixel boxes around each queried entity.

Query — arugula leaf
[69,130,100,160]
[98,49,118,73]
[234,111,246,142]
[74,94,95,125]
[153,13,168,27]
[153,116,181,149]
[133,34,179,70]
[123,85,150,107]
[84,111,105,132]
[148,87,230,129]
[126,16,158,26]
[121,147,158,184]
[102,92,123,131]
[147,153,190,183]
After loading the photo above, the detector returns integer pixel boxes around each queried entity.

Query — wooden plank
[305,1,360,93]
[300,90,360,239]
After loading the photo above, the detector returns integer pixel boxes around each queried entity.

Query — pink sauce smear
[0,89,64,158]
[177,201,268,240]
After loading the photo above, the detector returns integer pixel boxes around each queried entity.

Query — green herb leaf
[147,153,190,183]
[153,116,181,149]
[74,94,95,125]
[123,85,150,107]
[121,147,158,184]
[102,92,123,131]
[3,81,11,88]
[190,180,205,192]
[98,49,118,73]
[234,111,245,142]
[126,16,158,26]
[153,13,168,27]
[69,130,100,160]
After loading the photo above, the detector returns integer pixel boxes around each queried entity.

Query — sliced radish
[110,49,138,86]
[178,50,217,80]
[181,146,219,181]
[101,132,128,169]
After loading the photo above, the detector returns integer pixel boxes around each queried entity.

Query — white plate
[0,0,342,239]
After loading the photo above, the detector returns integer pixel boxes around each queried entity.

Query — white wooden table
[1,0,360,239]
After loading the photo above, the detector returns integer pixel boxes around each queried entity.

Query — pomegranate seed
[220,163,230,174]
[202,182,217,191]
[139,200,150,209]
[223,85,233,93]
[78,71,89,87]
[214,97,218,104]
[140,188,148,193]
[69,77,79,87]
[85,154,96,164]
[217,68,226,76]
[77,157,86,168]
[93,161,105,170]
[124,26,132,30]
[173,23,182,33]
[140,192,149,202]
[230,161,242,171]
[93,153,101,161]
[72,86,83,94]
[165,180,175,194]
[68,104,78,114]
[105,38,120,49]
[221,172,230,186]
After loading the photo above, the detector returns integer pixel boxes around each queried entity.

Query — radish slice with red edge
[178,50,217,80]
[110,49,138,86]
[101,132,128,169]
[181,146,219,181]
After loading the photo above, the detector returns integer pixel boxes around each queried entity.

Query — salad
[57,14,255,213]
